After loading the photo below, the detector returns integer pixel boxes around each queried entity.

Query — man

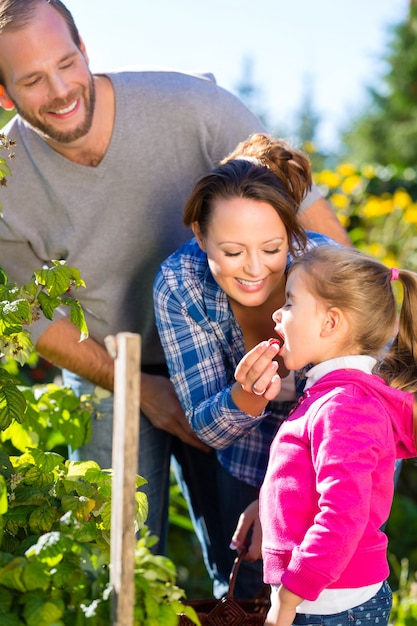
[0,0,351,598]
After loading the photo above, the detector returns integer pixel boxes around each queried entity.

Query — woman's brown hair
[183,133,312,257]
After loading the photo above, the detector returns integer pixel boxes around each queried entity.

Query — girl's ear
[0,86,15,111]
[321,307,343,337]
[192,222,206,251]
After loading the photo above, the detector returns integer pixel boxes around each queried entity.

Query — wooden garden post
[107,332,141,626]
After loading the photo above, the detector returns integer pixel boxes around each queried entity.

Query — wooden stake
[108,332,141,626]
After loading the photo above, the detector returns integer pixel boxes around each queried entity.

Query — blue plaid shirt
[154,231,335,487]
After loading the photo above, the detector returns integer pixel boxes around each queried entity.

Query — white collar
[304,355,377,390]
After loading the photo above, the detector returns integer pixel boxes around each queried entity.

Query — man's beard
[14,73,96,144]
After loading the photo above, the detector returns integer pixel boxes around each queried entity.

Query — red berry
[269,336,284,348]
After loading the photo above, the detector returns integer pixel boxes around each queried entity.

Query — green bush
[0,264,199,624]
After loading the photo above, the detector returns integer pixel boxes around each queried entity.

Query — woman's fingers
[235,340,281,395]
[251,360,279,395]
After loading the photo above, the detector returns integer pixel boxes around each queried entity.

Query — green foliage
[389,558,417,625]
[341,4,417,168]
[386,468,417,588]
[0,261,88,366]
[134,531,200,626]
[0,439,198,624]
[0,450,154,625]
[0,454,114,624]
[0,266,199,624]
[3,383,93,453]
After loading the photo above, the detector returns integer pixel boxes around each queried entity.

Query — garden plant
[0,261,200,625]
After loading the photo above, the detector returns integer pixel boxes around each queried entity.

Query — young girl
[235,244,417,626]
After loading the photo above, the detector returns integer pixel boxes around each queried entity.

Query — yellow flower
[392,189,412,210]
[329,193,349,209]
[404,204,417,224]
[316,170,341,189]
[382,253,399,268]
[336,163,357,177]
[366,243,386,258]
[341,175,362,195]
[362,196,393,218]
[360,164,376,179]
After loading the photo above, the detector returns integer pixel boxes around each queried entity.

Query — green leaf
[0,586,13,615]
[60,494,95,522]
[49,560,81,588]
[25,531,72,566]
[0,476,8,516]
[23,594,64,626]
[33,265,72,297]
[0,557,28,592]
[0,331,35,365]
[36,292,60,321]
[135,491,149,530]
[0,269,8,286]
[2,420,36,452]
[0,615,20,626]
[34,263,85,297]
[0,299,31,334]
[21,561,50,591]
[67,299,89,339]
[0,378,26,429]
[29,449,64,473]
[0,158,11,179]
[73,519,101,543]
[29,506,58,534]
[174,603,200,625]
[66,460,103,479]
[5,504,37,526]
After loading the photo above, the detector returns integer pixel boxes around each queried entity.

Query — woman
[153,134,342,598]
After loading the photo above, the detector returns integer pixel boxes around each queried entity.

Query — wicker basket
[178,550,270,625]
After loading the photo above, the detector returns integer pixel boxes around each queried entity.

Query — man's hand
[140,373,210,451]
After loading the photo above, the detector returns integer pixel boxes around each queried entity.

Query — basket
[178,550,270,625]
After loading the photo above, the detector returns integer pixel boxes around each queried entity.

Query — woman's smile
[236,276,267,290]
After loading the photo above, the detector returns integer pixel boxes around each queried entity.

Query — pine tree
[342,3,417,168]
[235,55,270,129]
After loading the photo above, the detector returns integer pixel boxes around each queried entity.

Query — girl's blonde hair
[290,245,417,393]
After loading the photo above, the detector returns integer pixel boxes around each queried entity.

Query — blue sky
[65,0,408,150]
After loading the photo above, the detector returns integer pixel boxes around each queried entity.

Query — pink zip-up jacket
[260,369,416,600]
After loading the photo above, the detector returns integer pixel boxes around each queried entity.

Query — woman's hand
[235,340,282,401]
[230,499,262,561]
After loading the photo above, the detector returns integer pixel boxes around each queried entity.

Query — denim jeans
[172,445,266,599]
[293,580,392,626]
[61,369,266,599]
